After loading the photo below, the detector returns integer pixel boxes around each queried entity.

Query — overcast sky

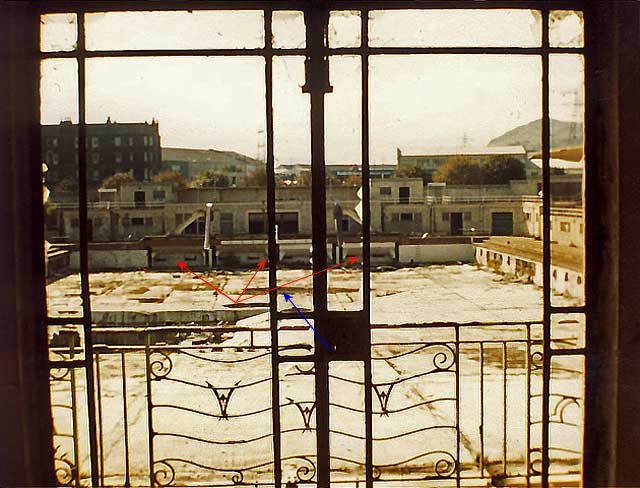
[40,10,584,165]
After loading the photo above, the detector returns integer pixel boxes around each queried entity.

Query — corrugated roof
[399,145,526,157]
[162,147,262,166]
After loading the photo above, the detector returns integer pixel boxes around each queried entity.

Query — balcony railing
[49,321,583,487]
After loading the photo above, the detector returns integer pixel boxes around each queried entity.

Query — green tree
[432,157,484,185]
[152,170,188,189]
[190,171,230,188]
[100,171,134,189]
[395,163,433,184]
[483,156,526,184]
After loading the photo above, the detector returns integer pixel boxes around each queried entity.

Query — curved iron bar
[370,450,457,478]
[531,419,581,428]
[529,448,542,475]
[552,396,581,423]
[329,424,457,441]
[149,351,173,380]
[154,403,273,419]
[50,403,73,410]
[548,446,583,455]
[285,364,315,376]
[530,446,582,476]
[153,460,176,487]
[49,351,71,381]
[153,455,317,486]
[329,367,454,387]
[162,375,272,390]
[152,400,313,420]
[154,427,314,446]
[53,446,75,487]
[372,343,440,361]
[329,397,456,415]
[178,348,272,364]
[530,350,544,371]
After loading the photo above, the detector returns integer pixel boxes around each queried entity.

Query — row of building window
[47,135,156,149]
[442,212,473,221]
[47,151,154,166]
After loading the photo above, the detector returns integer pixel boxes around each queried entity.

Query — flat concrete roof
[474,236,583,272]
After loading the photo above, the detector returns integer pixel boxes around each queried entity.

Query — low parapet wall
[474,242,584,301]
[399,243,475,264]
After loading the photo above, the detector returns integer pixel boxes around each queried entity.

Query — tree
[242,166,267,187]
[482,156,526,184]
[395,163,433,184]
[152,170,188,189]
[432,156,527,185]
[100,171,134,189]
[190,171,230,188]
[432,157,484,185]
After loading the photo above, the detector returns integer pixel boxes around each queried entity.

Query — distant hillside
[488,119,583,152]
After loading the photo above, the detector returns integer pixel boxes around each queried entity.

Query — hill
[488,119,583,152]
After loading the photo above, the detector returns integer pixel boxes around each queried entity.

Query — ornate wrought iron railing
[49,321,583,487]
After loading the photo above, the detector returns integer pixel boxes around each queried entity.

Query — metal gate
[43,2,587,487]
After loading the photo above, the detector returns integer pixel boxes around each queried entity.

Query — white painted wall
[70,250,148,270]
[399,244,474,264]
[474,246,584,301]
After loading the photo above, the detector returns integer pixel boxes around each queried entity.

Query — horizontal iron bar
[47,316,84,325]
[549,305,586,314]
[276,355,316,363]
[549,347,586,356]
[370,320,542,328]
[329,46,584,55]
[36,0,586,14]
[49,359,86,369]
[41,48,304,58]
[40,46,583,59]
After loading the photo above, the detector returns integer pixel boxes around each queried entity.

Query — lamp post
[204,202,213,267]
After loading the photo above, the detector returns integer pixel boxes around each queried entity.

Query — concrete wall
[399,243,474,264]
[522,202,584,248]
[474,246,584,301]
[70,249,148,270]
[431,202,528,236]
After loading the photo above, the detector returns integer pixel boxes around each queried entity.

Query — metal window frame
[38,2,588,487]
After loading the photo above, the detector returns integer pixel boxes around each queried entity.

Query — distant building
[161,147,263,184]
[396,145,538,179]
[275,163,397,180]
[42,118,161,186]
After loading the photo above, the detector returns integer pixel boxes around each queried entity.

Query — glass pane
[272,11,306,49]
[329,361,365,484]
[85,11,265,50]
[272,56,313,312]
[41,58,82,319]
[369,55,542,324]
[279,362,317,485]
[40,13,77,52]
[371,325,457,482]
[83,55,267,329]
[549,54,584,306]
[50,365,92,485]
[279,318,315,356]
[548,356,584,482]
[551,313,585,350]
[549,11,584,48]
[369,10,542,48]
[326,55,363,311]
[329,11,361,48]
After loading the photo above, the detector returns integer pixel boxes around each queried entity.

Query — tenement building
[42,118,161,187]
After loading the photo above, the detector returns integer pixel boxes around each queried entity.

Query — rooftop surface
[46,264,580,324]
[475,236,584,272]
